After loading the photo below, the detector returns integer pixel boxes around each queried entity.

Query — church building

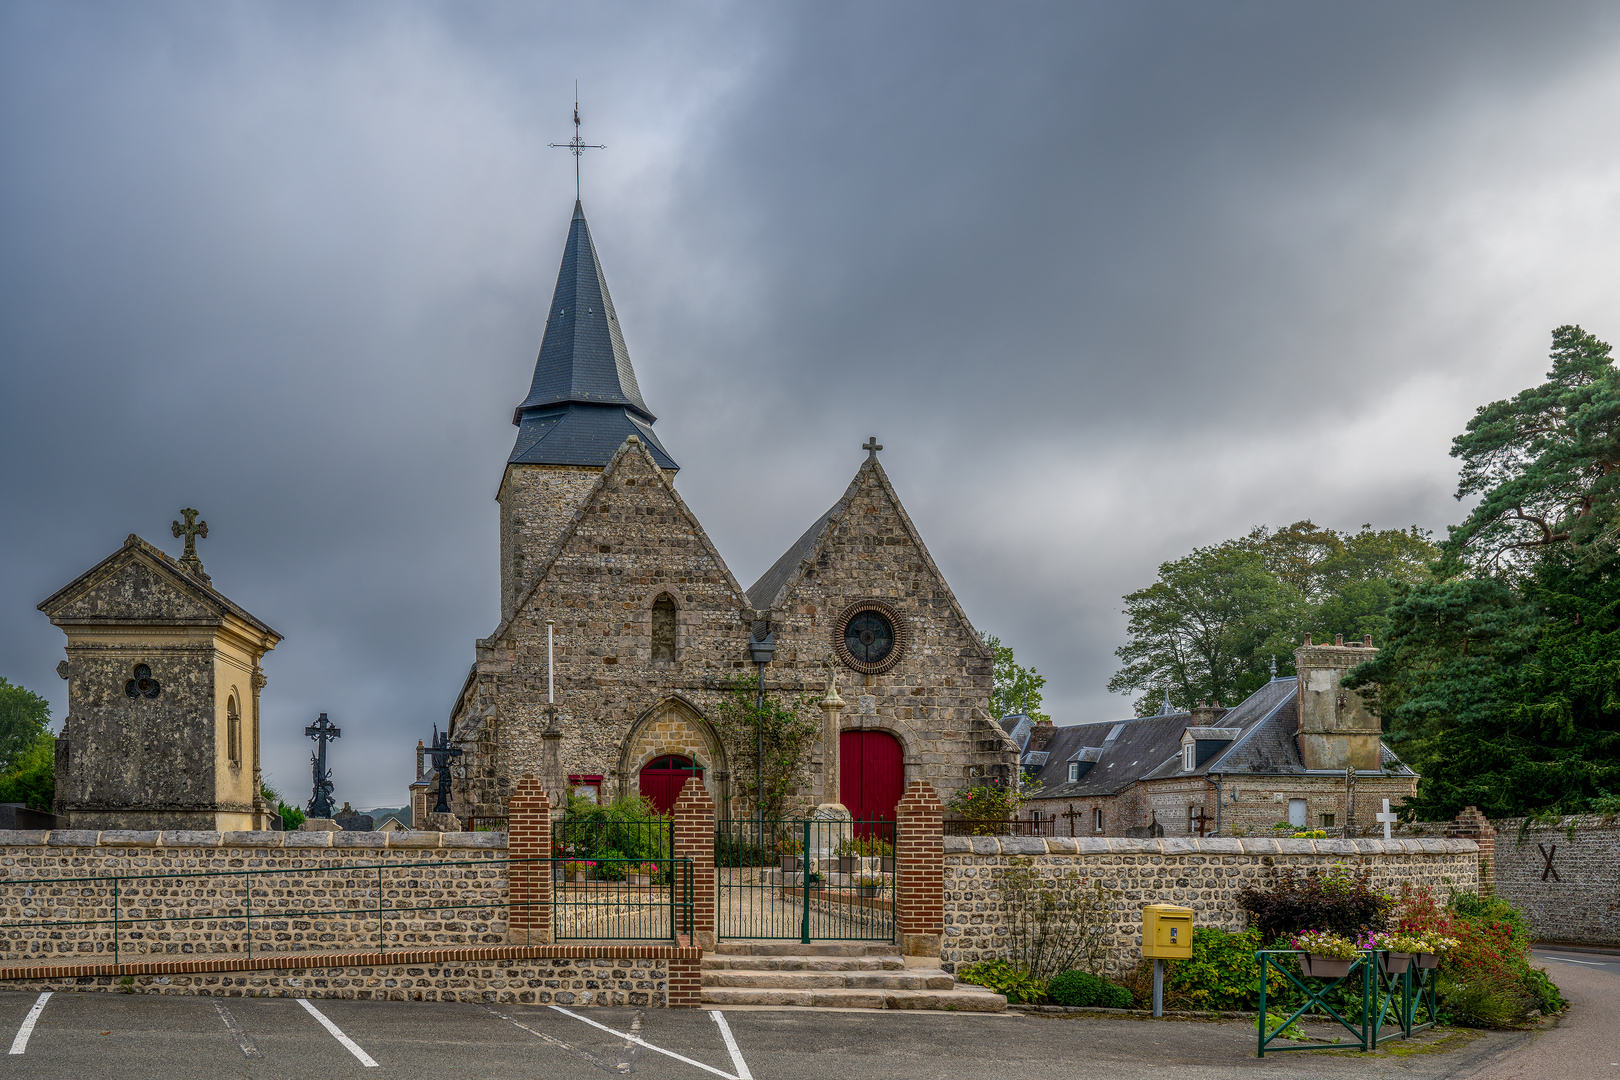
[442,201,1018,822]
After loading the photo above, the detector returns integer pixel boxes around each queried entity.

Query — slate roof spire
[508,201,677,470]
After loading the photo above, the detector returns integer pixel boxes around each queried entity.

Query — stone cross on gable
[1376,798,1399,840]
[171,507,210,583]
[862,436,882,462]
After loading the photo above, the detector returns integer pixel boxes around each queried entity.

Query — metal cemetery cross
[305,712,341,819]
[1191,808,1211,837]
[425,725,464,815]
[1376,798,1400,840]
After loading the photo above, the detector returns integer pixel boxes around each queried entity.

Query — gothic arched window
[651,595,677,662]
[227,694,242,765]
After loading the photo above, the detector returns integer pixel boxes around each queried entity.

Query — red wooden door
[840,730,904,834]
[638,755,701,814]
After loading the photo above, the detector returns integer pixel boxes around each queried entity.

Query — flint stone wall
[0,829,508,964]
[1489,816,1620,947]
[940,835,1480,978]
[2,955,673,1006]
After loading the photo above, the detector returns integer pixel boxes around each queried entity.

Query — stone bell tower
[1294,635,1382,772]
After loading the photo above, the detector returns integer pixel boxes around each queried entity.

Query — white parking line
[213,1000,263,1059]
[8,992,51,1055]
[297,998,379,1067]
[1540,955,1608,966]
[710,1010,753,1080]
[550,1006,748,1080]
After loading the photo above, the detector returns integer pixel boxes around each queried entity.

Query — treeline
[1112,326,1620,820]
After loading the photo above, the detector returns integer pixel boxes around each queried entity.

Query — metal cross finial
[862,436,882,463]
[171,508,209,582]
[548,83,605,201]
[425,724,465,815]
[304,713,342,819]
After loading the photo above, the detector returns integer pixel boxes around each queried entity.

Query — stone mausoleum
[441,200,1018,823]
[39,524,282,831]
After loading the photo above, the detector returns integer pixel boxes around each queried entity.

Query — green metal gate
[715,817,896,942]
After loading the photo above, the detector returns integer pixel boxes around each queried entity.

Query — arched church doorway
[840,730,904,835]
[639,754,702,814]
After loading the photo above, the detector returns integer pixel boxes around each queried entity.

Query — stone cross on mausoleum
[171,507,210,584]
[305,712,341,819]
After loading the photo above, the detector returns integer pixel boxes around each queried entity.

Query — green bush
[1237,864,1393,940]
[0,732,55,812]
[1095,982,1134,1009]
[1166,927,1274,1011]
[955,960,1046,1004]
[1047,970,1106,1007]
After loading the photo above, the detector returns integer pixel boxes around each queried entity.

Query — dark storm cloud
[3,2,1619,806]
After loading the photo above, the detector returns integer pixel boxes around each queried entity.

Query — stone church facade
[443,201,1017,822]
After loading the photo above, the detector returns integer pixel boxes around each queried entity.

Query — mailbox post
[1142,904,1194,1017]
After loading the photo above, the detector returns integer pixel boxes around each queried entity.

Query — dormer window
[1068,761,1079,783]
[1182,743,1195,771]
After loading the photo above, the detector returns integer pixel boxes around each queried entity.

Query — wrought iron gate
[715,817,895,942]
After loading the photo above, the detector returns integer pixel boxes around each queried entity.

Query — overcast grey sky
[4,2,1619,809]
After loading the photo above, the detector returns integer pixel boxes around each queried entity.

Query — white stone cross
[1375,798,1399,840]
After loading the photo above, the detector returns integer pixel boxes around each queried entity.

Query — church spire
[508,202,677,470]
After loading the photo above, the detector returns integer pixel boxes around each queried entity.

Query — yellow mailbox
[1142,904,1194,959]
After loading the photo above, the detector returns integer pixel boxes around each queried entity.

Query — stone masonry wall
[0,829,508,964]
[940,834,1480,979]
[1488,816,1620,946]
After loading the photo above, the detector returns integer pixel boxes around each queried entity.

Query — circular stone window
[834,600,908,674]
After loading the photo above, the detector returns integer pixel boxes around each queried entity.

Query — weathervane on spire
[548,83,605,201]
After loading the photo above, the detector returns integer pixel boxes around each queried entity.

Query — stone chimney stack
[1190,700,1228,725]
[1293,637,1381,771]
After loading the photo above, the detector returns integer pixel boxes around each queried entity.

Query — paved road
[1451,949,1618,1080]
[0,989,1531,1080]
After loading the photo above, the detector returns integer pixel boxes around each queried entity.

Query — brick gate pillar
[506,775,553,944]
[1446,805,1497,897]
[671,777,716,951]
[895,778,944,958]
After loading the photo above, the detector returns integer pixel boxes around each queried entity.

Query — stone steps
[700,941,1005,1012]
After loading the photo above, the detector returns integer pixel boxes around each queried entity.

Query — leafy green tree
[1447,325,1620,574]
[983,635,1048,722]
[713,673,819,819]
[1346,326,1620,818]
[1109,543,1303,714]
[262,780,304,829]
[0,732,56,812]
[0,676,52,773]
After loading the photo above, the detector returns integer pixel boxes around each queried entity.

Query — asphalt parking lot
[0,988,1534,1080]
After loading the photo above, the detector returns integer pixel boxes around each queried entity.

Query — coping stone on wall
[442,833,504,849]
[968,837,999,856]
[1199,838,1244,855]
[386,833,444,849]
[332,832,387,849]
[46,831,101,847]
[221,832,283,847]
[0,832,47,846]
[282,832,334,848]
[1001,837,1048,856]
[1045,838,1077,854]
[1075,838,1113,855]
[98,831,162,847]
[163,831,223,847]
[1238,839,1281,855]
[1160,839,1200,855]
[941,837,972,854]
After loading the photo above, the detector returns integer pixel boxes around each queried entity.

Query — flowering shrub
[947,783,1029,831]
[1394,883,1565,1028]
[836,837,894,857]
[1238,864,1393,939]
[564,860,596,876]
[1289,830,1330,839]
[1292,930,1359,960]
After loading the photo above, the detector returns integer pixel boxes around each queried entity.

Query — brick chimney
[1293,637,1381,771]
[1190,700,1228,725]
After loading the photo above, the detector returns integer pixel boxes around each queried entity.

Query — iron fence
[943,817,1056,837]
[715,818,895,942]
[0,856,693,967]
[1256,950,1439,1056]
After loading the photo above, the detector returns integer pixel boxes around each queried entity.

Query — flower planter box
[628,874,651,887]
[779,855,800,873]
[837,856,858,874]
[880,857,896,874]
[1300,953,1354,979]
[1377,951,1412,975]
[1414,952,1440,969]
[856,885,880,898]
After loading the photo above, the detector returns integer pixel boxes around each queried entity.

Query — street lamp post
[748,627,776,835]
